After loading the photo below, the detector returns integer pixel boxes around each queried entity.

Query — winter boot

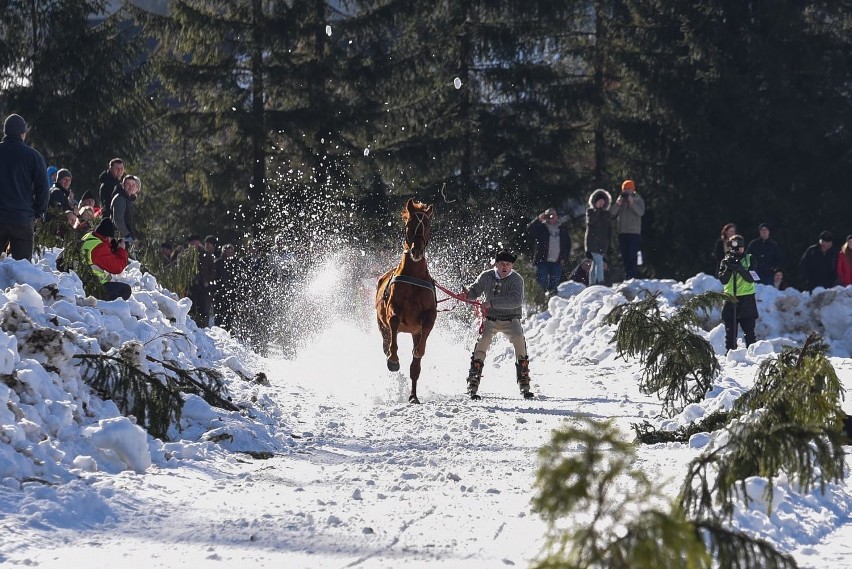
[516,356,534,399]
[467,357,484,400]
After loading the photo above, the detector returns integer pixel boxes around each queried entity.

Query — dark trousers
[721,296,758,350]
[536,261,562,292]
[619,233,642,279]
[0,222,35,261]
[103,281,132,301]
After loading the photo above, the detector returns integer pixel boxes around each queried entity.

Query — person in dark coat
[798,230,838,291]
[0,114,50,260]
[48,168,76,213]
[98,158,125,216]
[584,189,612,286]
[747,223,783,285]
[526,206,571,293]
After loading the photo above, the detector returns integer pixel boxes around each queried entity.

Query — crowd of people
[524,178,852,296]
[4,112,852,362]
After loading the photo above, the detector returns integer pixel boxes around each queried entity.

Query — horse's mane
[401,200,430,222]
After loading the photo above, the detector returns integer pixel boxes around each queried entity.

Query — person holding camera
[610,179,646,280]
[526,206,571,293]
[80,218,131,301]
[717,234,758,351]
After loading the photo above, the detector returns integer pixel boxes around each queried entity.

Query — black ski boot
[516,356,534,399]
[467,357,483,400]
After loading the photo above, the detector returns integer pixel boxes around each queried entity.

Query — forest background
[2,0,852,286]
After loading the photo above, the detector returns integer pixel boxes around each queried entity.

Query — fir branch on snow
[532,417,796,569]
[147,355,238,412]
[678,333,847,520]
[604,291,726,417]
[74,352,238,440]
[75,353,182,441]
[696,519,798,569]
[632,411,730,444]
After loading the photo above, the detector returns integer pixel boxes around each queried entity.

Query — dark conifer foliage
[607,0,852,280]
[1,1,154,191]
[346,0,593,212]
[134,0,375,244]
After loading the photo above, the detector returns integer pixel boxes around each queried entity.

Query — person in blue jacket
[0,114,50,260]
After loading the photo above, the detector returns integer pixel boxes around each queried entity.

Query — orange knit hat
[621,179,635,191]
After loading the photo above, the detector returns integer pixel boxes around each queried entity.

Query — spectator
[73,206,96,233]
[610,179,646,280]
[98,158,125,216]
[187,234,216,327]
[526,206,571,293]
[214,243,238,329]
[717,234,758,351]
[48,168,76,214]
[47,165,58,186]
[81,218,131,301]
[713,223,738,269]
[837,235,852,287]
[798,230,838,291]
[159,241,175,266]
[204,234,218,257]
[569,258,593,286]
[747,223,783,285]
[463,250,533,400]
[0,114,50,260]
[772,268,790,291]
[78,190,98,213]
[111,174,140,244]
[584,189,612,285]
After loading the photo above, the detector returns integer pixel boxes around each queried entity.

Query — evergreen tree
[606,0,852,279]
[135,0,374,245]
[0,0,154,191]
[348,0,593,212]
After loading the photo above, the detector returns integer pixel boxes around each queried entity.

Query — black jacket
[798,244,838,291]
[747,237,783,285]
[98,170,122,216]
[0,136,49,224]
[526,218,571,264]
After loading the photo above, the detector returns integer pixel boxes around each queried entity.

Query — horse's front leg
[409,334,422,404]
[386,314,401,372]
[412,310,437,360]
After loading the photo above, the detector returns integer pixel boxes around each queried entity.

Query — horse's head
[401,198,433,262]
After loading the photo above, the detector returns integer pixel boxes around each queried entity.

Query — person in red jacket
[838,235,852,287]
[81,218,131,300]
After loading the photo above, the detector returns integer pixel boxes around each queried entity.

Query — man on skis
[463,250,534,400]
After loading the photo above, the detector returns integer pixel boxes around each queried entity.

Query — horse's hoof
[408,395,421,404]
[387,360,400,372]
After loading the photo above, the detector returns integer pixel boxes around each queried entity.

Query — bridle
[404,211,431,262]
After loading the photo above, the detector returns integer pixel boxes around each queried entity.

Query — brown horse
[376,198,437,404]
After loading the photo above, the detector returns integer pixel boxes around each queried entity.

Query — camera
[723,251,741,267]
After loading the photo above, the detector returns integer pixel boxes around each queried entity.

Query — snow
[1,252,852,568]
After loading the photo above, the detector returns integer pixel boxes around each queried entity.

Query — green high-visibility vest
[723,253,755,296]
[81,232,110,284]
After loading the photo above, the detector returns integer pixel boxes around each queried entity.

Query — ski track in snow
[3,312,852,568]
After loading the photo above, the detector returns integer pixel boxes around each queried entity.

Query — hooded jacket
[585,189,612,256]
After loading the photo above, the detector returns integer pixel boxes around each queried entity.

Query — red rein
[434,281,488,334]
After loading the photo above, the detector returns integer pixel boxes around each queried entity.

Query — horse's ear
[405,198,415,212]
[425,204,434,218]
